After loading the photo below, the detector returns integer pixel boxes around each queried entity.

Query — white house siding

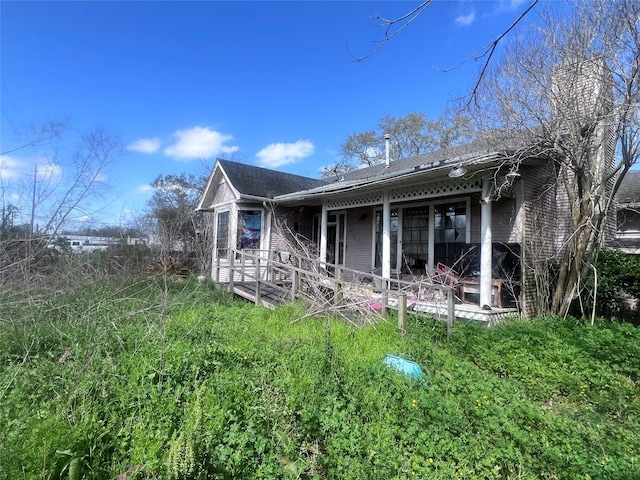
[601,124,618,245]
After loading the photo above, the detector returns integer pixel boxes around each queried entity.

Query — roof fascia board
[239,193,273,202]
[275,151,505,203]
[196,162,219,211]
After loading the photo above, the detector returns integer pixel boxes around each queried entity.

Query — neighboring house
[612,170,640,254]
[52,234,148,252]
[57,235,121,252]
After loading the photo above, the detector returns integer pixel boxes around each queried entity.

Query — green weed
[0,279,639,479]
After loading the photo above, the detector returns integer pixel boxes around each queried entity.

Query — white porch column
[262,208,272,255]
[320,201,328,265]
[480,177,493,308]
[382,192,391,279]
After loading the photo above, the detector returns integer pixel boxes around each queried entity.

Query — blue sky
[1,0,535,228]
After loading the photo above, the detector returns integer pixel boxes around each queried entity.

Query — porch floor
[225,280,519,327]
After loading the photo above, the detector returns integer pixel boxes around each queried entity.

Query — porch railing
[214,248,455,335]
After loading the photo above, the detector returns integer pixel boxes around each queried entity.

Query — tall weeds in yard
[1,272,639,479]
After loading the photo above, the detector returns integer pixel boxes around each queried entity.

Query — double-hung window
[216,211,229,257]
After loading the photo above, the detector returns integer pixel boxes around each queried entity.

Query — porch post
[480,176,493,308]
[382,192,391,279]
[263,208,272,256]
[320,201,328,265]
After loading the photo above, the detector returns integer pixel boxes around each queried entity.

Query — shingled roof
[218,159,326,199]
[336,140,505,183]
[617,170,640,204]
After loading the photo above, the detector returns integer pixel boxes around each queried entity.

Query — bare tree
[145,173,213,275]
[0,123,123,283]
[0,119,68,157]
[469,0,640,317]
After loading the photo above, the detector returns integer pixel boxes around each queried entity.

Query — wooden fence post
[215,253,220,284]
[381,279,388,316]
[228,253,235,291]
[291,267,299,300]
[334,267,343,306]
[267,252,273,283]
[447,287,454,337]
[297,256,304,296]
[241,251,246,282]
[255,258,261,305]
[398,293,407,335]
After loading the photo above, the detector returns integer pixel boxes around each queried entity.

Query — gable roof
[617,170,640,204]
[217,159,326,199]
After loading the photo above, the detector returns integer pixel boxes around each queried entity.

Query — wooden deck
[213,249,520,328]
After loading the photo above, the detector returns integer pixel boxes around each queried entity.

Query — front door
[326,211,347,267]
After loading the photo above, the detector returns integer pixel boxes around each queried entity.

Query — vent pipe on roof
[384,134,391,168]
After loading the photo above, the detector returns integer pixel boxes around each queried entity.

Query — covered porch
[212,249,520,327]
[273,154,524,317]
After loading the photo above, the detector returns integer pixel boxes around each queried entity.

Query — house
[612,170,640,254]
[197,140,581,319]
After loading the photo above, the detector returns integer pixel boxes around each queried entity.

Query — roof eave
[274,150,507,204]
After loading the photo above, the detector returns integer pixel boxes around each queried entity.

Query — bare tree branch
[350,1,435,62]
[350,0,540,103]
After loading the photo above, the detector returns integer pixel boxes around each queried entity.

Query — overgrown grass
[1,277,639,479]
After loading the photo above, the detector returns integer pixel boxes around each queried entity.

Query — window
[238,210,262,249]
[402,206,429,268]
[372,199,469,274]
[216,211,229,256]
[434,201,467,268]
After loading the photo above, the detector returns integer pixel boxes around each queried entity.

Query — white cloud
[127,137,161,154]
[136,184,154,194]
[496,0,526,12]
[256,140,315,168]
[0,155,23,181]
[455,10,476,27]
[1,155,64,183]
[164,126,239,161]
